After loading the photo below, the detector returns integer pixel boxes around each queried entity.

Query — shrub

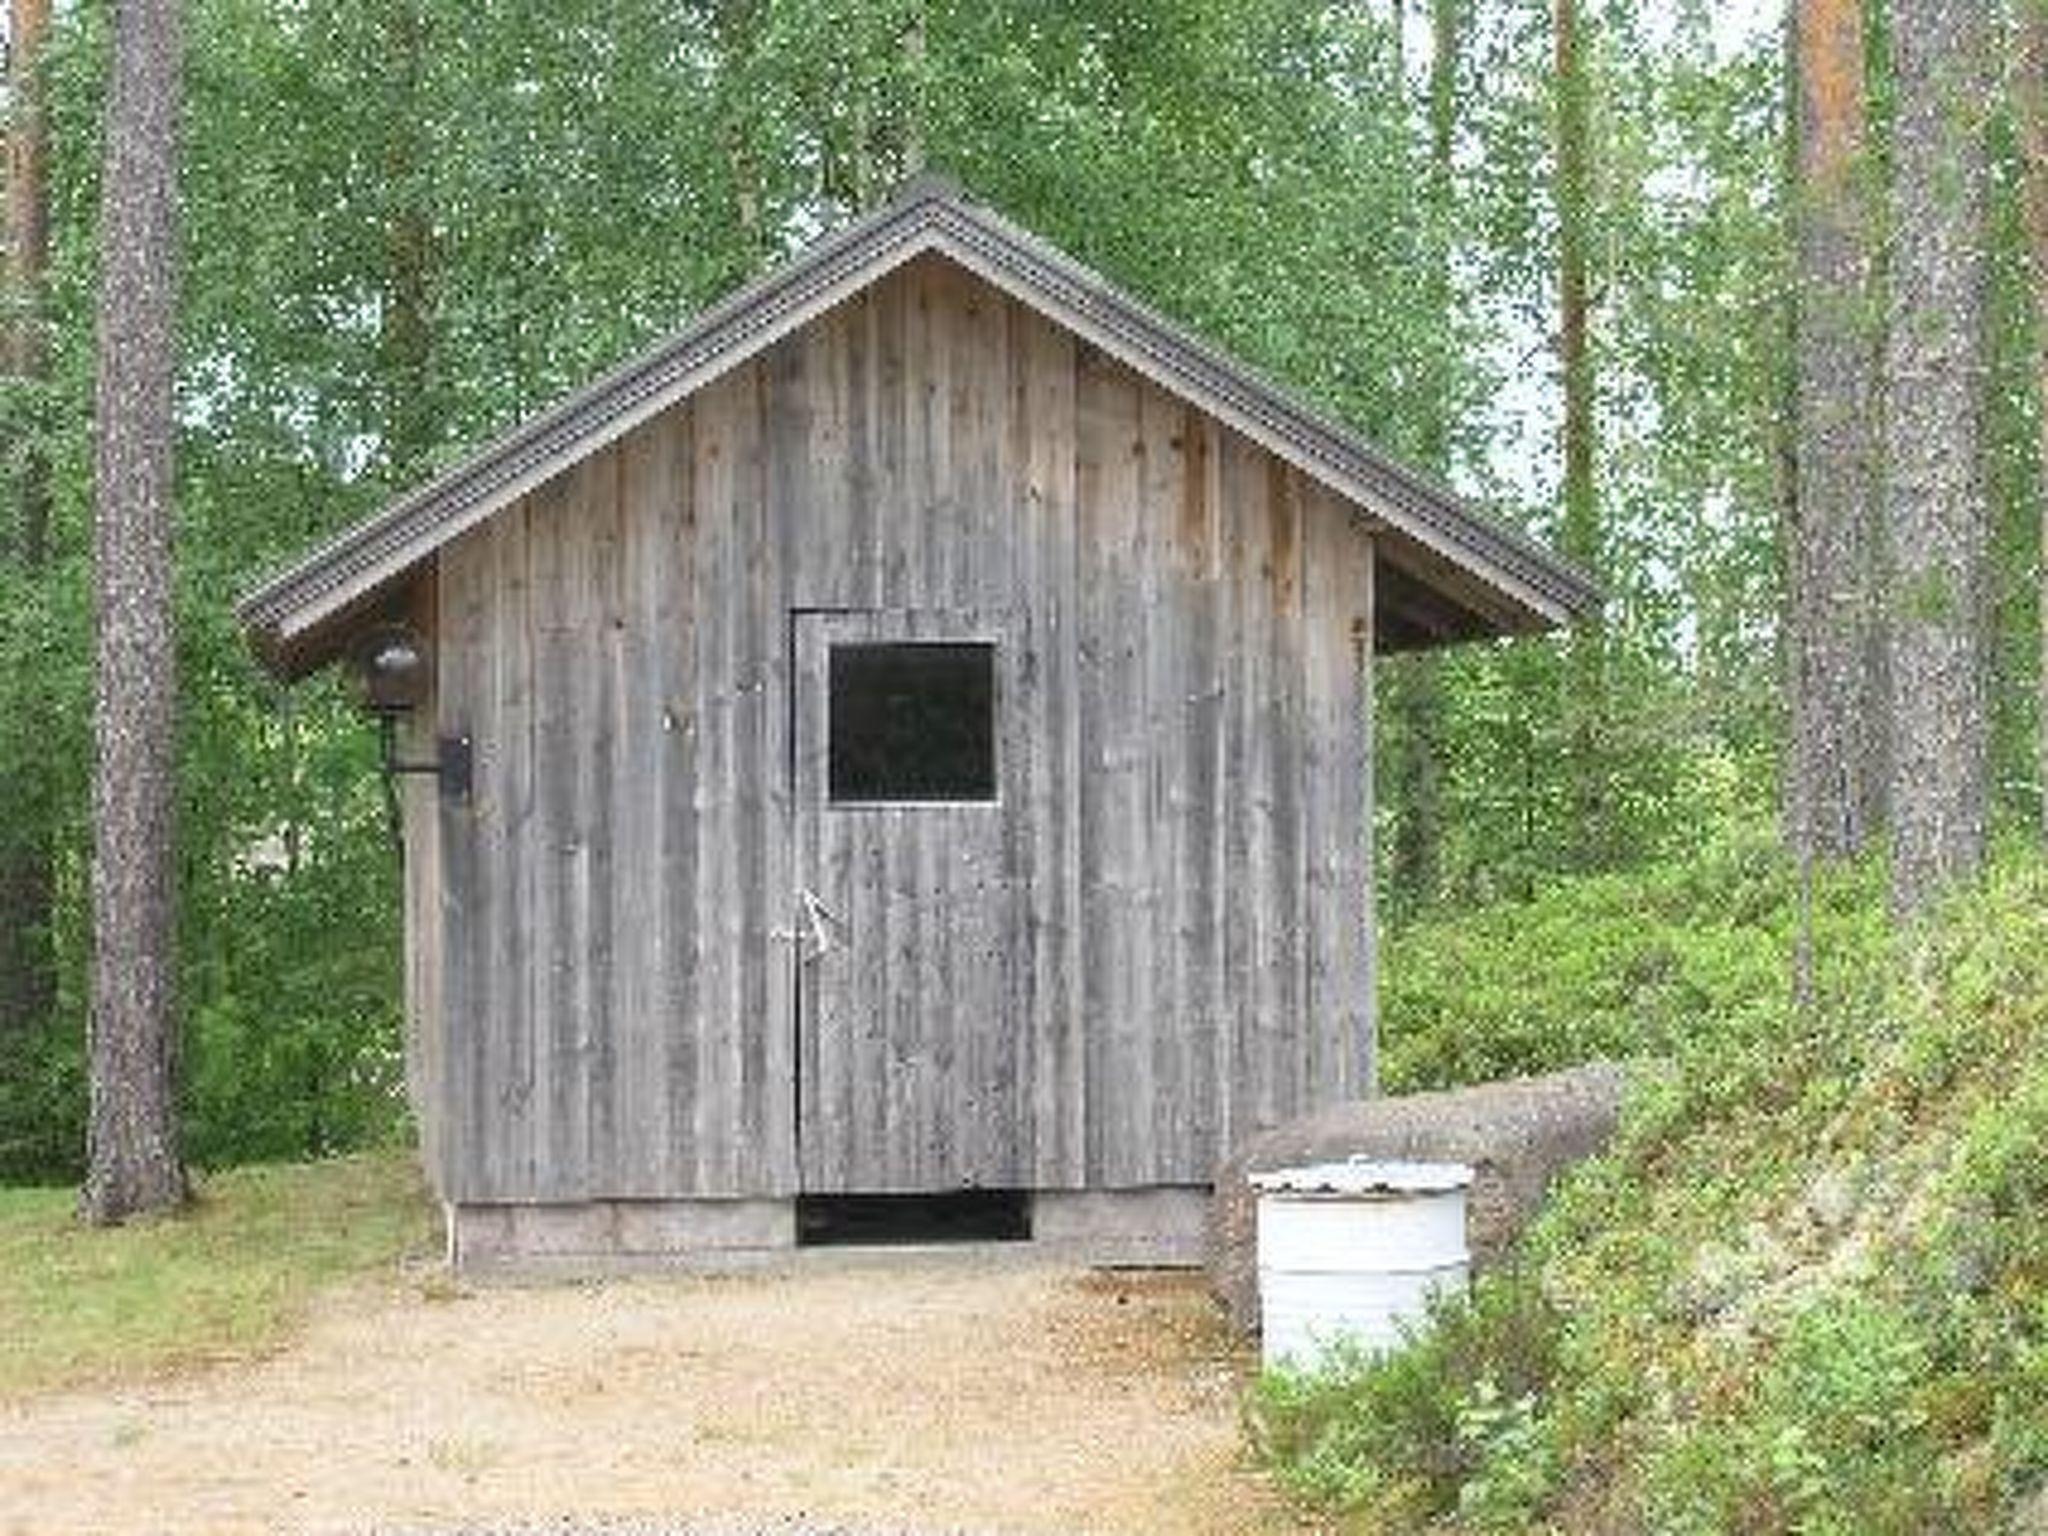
[1256,838,2048,1533]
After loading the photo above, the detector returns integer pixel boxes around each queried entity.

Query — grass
[0,1149,437,1398]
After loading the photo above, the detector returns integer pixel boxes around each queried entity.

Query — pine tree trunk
[1554,0,1603,868]
[82,0,186,1224]
[0,0,54,1036]
[1788,0,1884,861]
[2018,4,2048,849]
[1884,0,1990,915]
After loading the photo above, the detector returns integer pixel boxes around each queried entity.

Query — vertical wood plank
[1265,461,1308,1133]
[1219,434,1259,1158]
[1137,381,1188,1178]
[527,472,584,1198]
[873,267,910,607]
[399,569,443,1189]
[581,446,623,1192]
[658,405,702,1191]
[1178,410,1226,1174]
[917,259,958,604]
[736,357,774,1190]
[1300,483,1339,1113]
[488,501,536,1197]
[1358,540,1379,1092]
[949,271,1018,1176]
[690,369,742,1193]
[434,533,489,1200]
[1075,347,1152,1185]
[610,416,669,1193]
[756,332,802,1195]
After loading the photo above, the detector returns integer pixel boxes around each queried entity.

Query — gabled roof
[238,176,1597,676]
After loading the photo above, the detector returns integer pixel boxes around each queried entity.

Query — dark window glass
[828,642,996,802]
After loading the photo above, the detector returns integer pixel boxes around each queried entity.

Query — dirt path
[0,1252,1307,1535]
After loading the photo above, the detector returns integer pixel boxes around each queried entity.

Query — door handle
[772,886,844,961]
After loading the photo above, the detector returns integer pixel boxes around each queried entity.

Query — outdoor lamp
[352,624,432,716]
[348,624,471,825]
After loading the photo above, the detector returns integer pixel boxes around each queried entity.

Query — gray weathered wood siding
[423,253,1375,1202]
[398,572,450,1189]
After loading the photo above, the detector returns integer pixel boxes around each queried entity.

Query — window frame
[793,609,1011,817]
[824,639,1001,807]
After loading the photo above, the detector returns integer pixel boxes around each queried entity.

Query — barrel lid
[1250,1157,1474,1195]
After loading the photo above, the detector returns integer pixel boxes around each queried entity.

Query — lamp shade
[349,623,431,715]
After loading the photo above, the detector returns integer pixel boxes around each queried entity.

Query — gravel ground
[0,1251,1300,1536]
[361,1523,1006,1534]
[365,1522,1007,1534]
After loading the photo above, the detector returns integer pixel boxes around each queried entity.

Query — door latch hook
[773,886,845,961]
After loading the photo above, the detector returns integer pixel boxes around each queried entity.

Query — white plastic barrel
[1252,1159,1473,1369]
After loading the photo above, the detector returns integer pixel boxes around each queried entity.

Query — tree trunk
[1884,0,1990,916]
[82,0,186,1224]
[900,0,927,180]
[1554,0,1603,868]
[378,0,436,482]
[2018,3,2048,849]
[714,0,766,266]
[1387,0,1458,909]
[1788,0,1883,862]
[0,0,54,1036]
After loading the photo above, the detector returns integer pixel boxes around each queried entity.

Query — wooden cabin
[238,179,1595,1267]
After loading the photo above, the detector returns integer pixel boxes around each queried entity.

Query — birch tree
[1387,0,1459,909]
[1554,0,1605,866]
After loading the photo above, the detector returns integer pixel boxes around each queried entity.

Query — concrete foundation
[1029,1186,1209,1266]
[447,1185,1210,1274]
[449,1198,797,1273]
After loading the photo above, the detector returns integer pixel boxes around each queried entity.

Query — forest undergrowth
[1256,832,2048,1532]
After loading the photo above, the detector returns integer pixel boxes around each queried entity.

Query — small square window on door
[828,642,996,803]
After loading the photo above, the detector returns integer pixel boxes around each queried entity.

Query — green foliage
[1250,1274,1565,1527]
[1260,844,2048,1532]
[1381,825,1818,1092]
[1376,4,1791,917]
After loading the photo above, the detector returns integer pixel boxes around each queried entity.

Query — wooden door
[791,610,1026,1192]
